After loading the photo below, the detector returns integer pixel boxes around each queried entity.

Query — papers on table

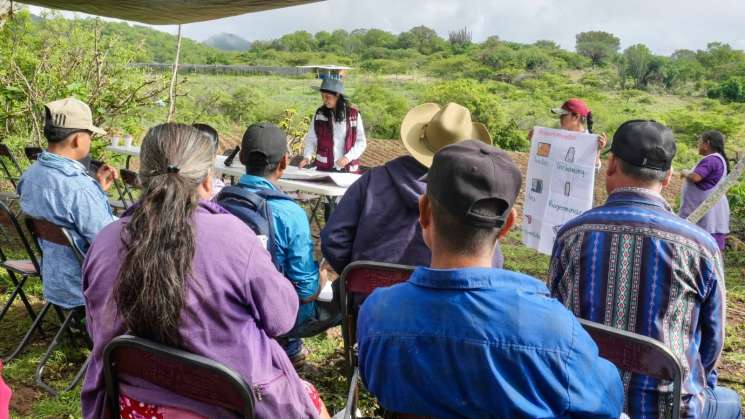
[282,166,359,188]
[522,127,597,255]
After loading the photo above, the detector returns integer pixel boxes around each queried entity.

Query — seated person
[192,122,226,196]
[81,123,329,419]
[217,123,333,367]
[321,103,503,275]
[550,120,740,419]
[357,140,623,418]
[18,97,118,309]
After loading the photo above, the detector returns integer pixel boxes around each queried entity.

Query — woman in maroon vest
[299,78,367,173]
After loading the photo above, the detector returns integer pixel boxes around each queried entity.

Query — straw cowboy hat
[400,102,492,167]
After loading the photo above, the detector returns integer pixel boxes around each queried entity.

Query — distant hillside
[205,33,251,51]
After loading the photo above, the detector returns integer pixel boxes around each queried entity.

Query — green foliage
[353,82,411,139]
[575,31,620,66]
[0,11,168,150]
[398,25,446,55]
[423,80,529,151]
[620,44,663,89]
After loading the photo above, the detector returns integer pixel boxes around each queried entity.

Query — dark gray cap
[610,120,676,171]
[239,122,288,168]
[425,139,522,228]
[319,78,345,96]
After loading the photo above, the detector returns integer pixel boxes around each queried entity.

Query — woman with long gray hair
[80,123,330,418]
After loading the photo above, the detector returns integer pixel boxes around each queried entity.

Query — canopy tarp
[15,0,324,24]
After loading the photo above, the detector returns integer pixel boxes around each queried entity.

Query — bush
[423,79,530,151]
[353,82,411,139]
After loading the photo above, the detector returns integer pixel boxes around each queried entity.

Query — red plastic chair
[340,261,416,375]
[103,335,255,418]
[578,319,683,419]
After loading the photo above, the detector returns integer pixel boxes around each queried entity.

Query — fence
[132,63,313,77]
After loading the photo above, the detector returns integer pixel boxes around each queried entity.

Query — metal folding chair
[19,216,90,396]
[0,143,24,203]
[103,335,255,418]
[23,146,43,162]
[0,201,41,330]
[578,319,684,419]
[118,168,140,206]
[340,261,416,377]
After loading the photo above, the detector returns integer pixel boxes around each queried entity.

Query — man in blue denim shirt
[357,140,624,418]
[220,123,321,366]
[18,98,118,309]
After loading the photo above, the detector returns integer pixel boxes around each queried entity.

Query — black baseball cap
[239,122,288,167]
[610,120,676,171]
[424,139,522,228]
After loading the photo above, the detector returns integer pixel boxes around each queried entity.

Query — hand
[597,133,608,150]
[679,169,692,178]
[96,164,119,192]
[336,157,350,168]
[298,158,309,169]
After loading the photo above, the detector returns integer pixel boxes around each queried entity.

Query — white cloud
[27,0,745,55]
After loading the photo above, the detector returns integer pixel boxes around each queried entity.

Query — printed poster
[522,127,597,255]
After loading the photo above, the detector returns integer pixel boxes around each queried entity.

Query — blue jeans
[283,338,305,358]
[700,386,742,419]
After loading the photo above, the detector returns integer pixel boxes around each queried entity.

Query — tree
[362,29,398,49]
[449,27,472,46]
[398,25,445,55]
[277,31,316,52]
[621,44,663,89]
[575,31,620,66]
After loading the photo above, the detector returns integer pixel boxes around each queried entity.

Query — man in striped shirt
[549,120,740,419]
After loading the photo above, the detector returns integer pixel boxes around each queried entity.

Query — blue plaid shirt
[549,187,726,419]
[18,152,116,308]
[358,267,623,418]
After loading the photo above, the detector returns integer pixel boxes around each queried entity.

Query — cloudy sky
[29,0,745,55]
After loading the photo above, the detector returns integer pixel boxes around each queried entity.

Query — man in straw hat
[357,140,623,417]
[18,97,118,310]
[321,102,503,275]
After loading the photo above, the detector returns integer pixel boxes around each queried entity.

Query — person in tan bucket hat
[321,102,504,277]
[17,97,118,309]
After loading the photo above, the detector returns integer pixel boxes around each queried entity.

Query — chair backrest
[0,143,23,189]
[578,319,683,419]
[340,261,416,374]
[0,201,41,271]
[23,146,42,162]
[103,335,255,418]
[24,217,85,263]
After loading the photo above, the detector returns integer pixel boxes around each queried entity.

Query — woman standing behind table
[299,78,367,173]
[81,123,330,419]
[679,130,731,251]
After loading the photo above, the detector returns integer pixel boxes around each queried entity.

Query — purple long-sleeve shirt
[81,201,318,419]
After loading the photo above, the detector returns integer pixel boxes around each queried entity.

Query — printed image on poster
[522,127,597,254]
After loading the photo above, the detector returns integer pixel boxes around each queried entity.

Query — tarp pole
[167,24,182,122]
[687,154,745,224]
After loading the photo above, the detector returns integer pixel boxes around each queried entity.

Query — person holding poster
[531,98,608,168]
[679,130,731,250]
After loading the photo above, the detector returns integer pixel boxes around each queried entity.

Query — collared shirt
[237,174,319,324]
[303,112,367,170]
[549,187,726,419]
[358,267,623,418]
[18,151,116,308]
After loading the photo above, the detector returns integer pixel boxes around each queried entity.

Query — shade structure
[16,0,324,24]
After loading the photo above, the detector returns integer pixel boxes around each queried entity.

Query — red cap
[551,98,590,117]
